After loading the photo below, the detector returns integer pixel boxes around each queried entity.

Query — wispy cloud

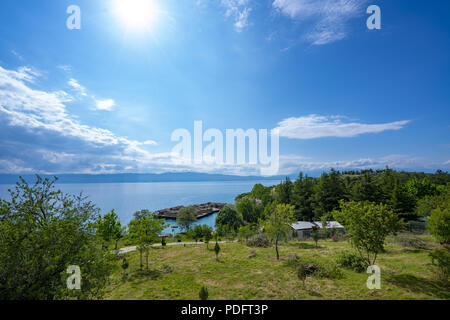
[278,154,449,175]
[68,78,87,96]
[95,98,115,111]
[274,114,410,139]
[221,0,252,32]
[272,0,367,45]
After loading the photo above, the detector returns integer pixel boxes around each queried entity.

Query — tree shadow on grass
[386,273,450,299]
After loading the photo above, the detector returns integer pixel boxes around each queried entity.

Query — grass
[104,235,449,300]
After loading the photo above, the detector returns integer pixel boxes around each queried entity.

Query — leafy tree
[199,285,209,300]
[333,200,402,265]
[406,178,438,200]
[250,183,273,205]
[215,204,242,231]
[97,209,125,249]
[128,211,167,271]
[264,204,296,260]
[236,198,262,223]
[0,175,115,300]
[426,206,450,244]
[176,206,197,231]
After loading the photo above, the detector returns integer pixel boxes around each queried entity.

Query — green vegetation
[176,206,197,231]
[105,237,449,300]
[333,201,402,265]
[0,176,115,299]
[1,169,449,300]
[199,285,209,300]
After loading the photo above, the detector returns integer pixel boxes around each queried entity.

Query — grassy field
[105,235,449,300]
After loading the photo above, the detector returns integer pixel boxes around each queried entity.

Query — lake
[0,180,279,234]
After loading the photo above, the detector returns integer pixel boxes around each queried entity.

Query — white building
[291,221,345,239]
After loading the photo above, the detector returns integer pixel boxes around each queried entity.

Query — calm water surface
[0,180,279,234]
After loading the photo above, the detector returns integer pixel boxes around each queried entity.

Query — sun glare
[114,0,160,31]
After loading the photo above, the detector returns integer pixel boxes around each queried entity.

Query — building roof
[313,221,344,229]
[291,221,317,230]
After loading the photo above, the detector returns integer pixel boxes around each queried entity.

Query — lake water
[0,180,279,234]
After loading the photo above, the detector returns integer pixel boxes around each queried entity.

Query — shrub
[429,247,450,282]
[161,264,174,274]
[285,257,343,279]
[394,233,430,250]
[337,251,369,273]
[247,233,271,248]
[199,286,209,300]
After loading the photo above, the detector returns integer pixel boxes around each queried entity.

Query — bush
[429,247,450,282]
[337,251,369,273]
[199,286,209,300]
[394,233,430,250]
[246,233,271,248]
[285,257,343,279]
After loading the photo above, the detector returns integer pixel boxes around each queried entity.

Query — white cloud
[277,154,448,175]
[68,78,87,96]
[96,99,115,111]
[221,0,252,32]
[274,114,410,139]
[273,0,367,45]
[0,65,157,163]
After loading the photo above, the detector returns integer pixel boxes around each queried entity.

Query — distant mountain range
[0,172,292,184]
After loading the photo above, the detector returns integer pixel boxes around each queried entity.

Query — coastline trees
[215,204,242,233]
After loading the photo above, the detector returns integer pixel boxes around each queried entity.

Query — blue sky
[0,0,449,175]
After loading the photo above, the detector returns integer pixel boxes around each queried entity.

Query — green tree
[97,209,125,249]
[0,175,115,300]
[333,200,402,265]
[390,181,417,219]
[236,197,262,223]
[351,173,380,203]
[215,204,242,231]
[313,169,345,218]
[176,206,197,231]
[426,205,450,244]
[274,177,293,204]
[128,211,167,271]
[291,172,315,221]
[264,204,296,260]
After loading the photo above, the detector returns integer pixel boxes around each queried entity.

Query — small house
[291,221,317,239]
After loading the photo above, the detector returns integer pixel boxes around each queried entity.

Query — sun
[113,0,160,31]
